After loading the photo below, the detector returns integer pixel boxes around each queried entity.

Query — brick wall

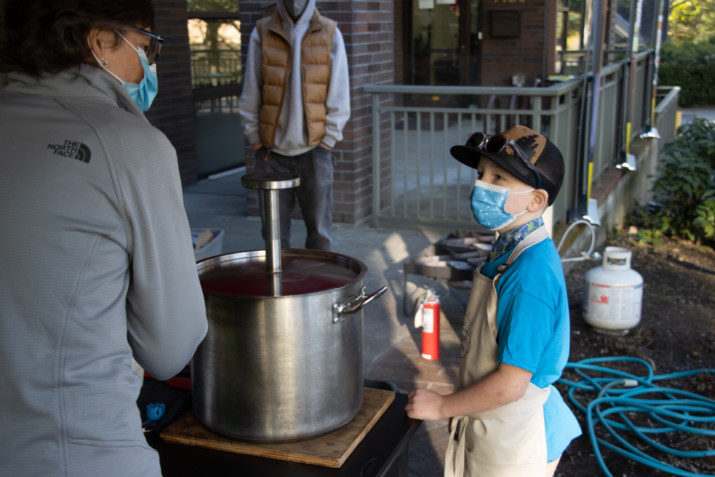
[240,0,396,225]
[146,0,198,187]
[480,0,552,87]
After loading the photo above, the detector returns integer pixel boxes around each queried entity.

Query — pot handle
[332,286,388,323]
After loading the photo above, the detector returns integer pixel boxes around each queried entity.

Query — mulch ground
[556,234,715,476]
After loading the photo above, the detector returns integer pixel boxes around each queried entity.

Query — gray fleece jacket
[0,64,208,476]
[238,0,351,156]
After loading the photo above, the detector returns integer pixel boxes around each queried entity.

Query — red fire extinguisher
[414,289,440,360]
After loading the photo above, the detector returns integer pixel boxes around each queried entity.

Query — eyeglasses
[466,132,543,190]
[135,28,163,64]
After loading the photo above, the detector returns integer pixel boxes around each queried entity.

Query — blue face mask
[90,34,159,112]
[470,180,533,231]
[121,47,158,112]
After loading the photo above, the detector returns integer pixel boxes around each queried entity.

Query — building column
[147,0,199,187]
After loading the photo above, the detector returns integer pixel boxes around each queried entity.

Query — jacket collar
[5,63,145,118]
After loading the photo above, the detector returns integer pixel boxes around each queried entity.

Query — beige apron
[445,227,551,477]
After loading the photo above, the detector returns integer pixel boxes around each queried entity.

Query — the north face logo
[48,140,92,164]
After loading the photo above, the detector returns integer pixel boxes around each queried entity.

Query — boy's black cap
[450,125,565,205]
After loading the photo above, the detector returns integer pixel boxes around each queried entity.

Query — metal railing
[653,85,681,147]
[190,52,242,89]
[364,49,668,228]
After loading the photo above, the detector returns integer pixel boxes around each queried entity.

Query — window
[187,0,244,178]
[188,1,242,89]
[555,0,587,75]
[411,0,462,85]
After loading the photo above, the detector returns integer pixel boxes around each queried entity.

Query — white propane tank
[583,246,643,331]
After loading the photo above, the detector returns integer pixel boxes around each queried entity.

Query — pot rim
[196,248,368,298]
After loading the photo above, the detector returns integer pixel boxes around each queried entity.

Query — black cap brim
[450,144,539,189]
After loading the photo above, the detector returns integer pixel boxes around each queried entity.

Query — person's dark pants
[254,146,334,251]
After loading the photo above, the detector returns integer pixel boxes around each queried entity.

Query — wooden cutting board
[160,388,395,468]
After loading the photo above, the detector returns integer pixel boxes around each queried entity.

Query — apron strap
[495,226,549,278]
[444,416,469,477]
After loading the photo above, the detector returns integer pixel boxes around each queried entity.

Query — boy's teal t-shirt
[480,235,581,461]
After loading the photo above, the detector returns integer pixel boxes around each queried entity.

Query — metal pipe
[264,188,282,274]
[241,172,300,296]
[641,0,666,138]
[584,0,609,206]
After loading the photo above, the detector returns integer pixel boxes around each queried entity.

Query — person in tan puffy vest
[238,0,350,251]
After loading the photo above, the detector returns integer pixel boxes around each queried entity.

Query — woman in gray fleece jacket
[0,1,208,475]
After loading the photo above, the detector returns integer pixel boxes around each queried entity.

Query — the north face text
[47,140,92,164]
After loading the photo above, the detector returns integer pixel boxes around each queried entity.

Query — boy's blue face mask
[470,180,533,231]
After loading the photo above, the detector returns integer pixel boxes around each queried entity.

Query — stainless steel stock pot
[191,172,386,442]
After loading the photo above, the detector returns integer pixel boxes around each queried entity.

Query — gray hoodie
[238,0,351,156]
[0,64,208,476]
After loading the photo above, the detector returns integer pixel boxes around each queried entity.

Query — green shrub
[659,36,715,107]
[628,118,715,246]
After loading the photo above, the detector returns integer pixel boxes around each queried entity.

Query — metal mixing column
[241,171,300,295]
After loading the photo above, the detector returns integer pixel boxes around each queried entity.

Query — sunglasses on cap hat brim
[464,132,543,190]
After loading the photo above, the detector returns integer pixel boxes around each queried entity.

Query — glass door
[188,0,244,178]
[409,0,480,86]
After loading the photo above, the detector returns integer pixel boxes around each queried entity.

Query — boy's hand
[405,388,445,421]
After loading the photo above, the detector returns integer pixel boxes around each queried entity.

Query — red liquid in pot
[199,255,359,297]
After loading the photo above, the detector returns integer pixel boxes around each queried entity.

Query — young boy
[405,125,581,476]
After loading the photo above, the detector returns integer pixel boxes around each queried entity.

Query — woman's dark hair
[0,0,155,77]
